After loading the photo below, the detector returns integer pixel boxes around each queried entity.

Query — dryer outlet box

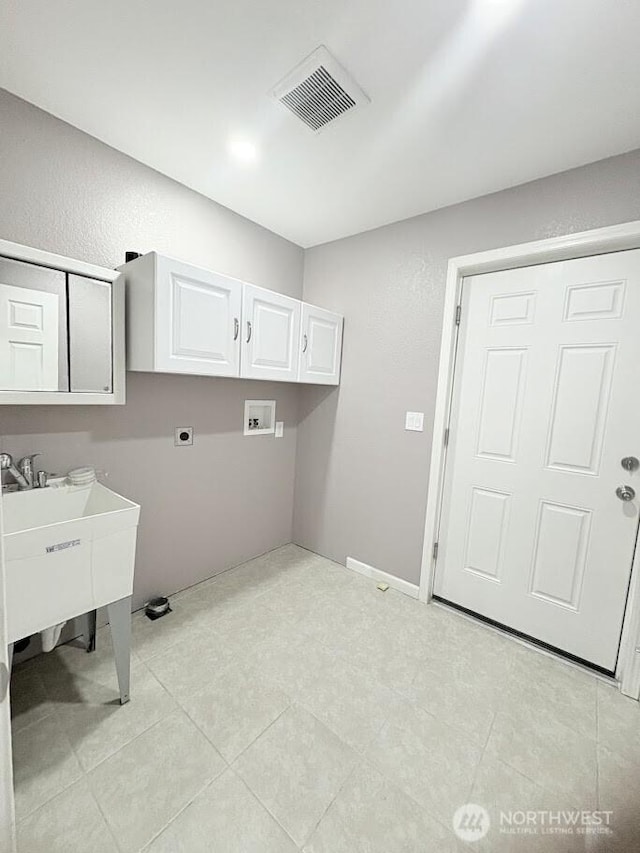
[174,426,194,446]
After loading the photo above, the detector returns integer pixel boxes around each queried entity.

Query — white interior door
[241,284,301,382]
[155,256,241,377]
[0,486,17,852]
[298,303,343,385]
[435,249,640,671]
[0,282,59,390]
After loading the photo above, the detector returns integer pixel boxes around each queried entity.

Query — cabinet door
[298,303,343,385]
[155,256,241,377]
[241,284,301,382]
[68,275,112,392]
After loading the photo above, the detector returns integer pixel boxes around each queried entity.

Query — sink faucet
[0,453,41,490]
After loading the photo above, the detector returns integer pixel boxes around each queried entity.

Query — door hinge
[432,542,439,561]
[0,662,8,703]
[455,304,462,325]
[444,427,450,447]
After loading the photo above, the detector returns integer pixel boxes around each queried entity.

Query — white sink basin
[3,480,140,644]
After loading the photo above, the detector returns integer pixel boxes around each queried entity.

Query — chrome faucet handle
[18,453,41,470]
[0,452,30,490]
[0,452,15,470]
[18,453,41,488]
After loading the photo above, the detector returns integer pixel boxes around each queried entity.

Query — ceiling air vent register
[270,46,370,133]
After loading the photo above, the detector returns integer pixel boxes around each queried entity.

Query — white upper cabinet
[125,253,242,377]
[298,303,343,385]
[0,239,125,405]
[241,284,301,382]
[122,252,343,385]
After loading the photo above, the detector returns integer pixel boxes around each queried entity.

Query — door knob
[616,485,636,502]
[621,456,640,472]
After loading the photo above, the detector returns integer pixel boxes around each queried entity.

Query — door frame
[418,219,640,699]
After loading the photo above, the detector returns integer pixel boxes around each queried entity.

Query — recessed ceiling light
[228,136,259,166]
[477,0,524,17]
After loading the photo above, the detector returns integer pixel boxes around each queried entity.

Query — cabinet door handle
[233,318,239,341]
[302,333,308,353]
[246,321,252,343]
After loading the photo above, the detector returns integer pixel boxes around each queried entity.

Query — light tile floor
[9,545,640,852]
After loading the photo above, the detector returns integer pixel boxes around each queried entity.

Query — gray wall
[3,86,640,602]
[294,149,640,586]
[0,89,304,608]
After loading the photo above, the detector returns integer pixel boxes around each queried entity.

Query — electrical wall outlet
[275,421,284,438]
[405,412,424,432]
[174,426,194,446]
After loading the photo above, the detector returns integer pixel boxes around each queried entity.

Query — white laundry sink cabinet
[3,479,140,703]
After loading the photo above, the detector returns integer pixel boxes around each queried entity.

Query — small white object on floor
[376,582,390,592]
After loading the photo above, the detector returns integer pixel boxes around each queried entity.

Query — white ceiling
[2,0,640,247]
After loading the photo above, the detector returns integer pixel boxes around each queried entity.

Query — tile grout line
[85,780,126,853]
[136,623,215,666]
[230,701,357,849]
[227,765,301,851]
[301,762,359,849]
[231,720,310,850]
[13,708,84,825]
[178,696,242,763]
[137,572,303,666]
[466,709,497,800]
[81,710,200,852]
[15,773,83,829]
[57,658,177,775]
[359,749,472,844]
[137,763,229,852]
[229,702,293,765]
[295,700,465,847]
[9,704,57,738]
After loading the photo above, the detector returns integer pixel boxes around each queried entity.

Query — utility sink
[3,480,140,646]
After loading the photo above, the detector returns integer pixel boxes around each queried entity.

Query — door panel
[464,487,511,582]
[545,344,615,474]
[298,303,343,385]
[241,284,300,382]
[436,250,640,671]
[476,347,527,461]
[155,256,241,377]
[528,500,591,610]
[0,282,59,391]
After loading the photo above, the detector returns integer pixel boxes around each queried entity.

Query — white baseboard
[345,557,420,599]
